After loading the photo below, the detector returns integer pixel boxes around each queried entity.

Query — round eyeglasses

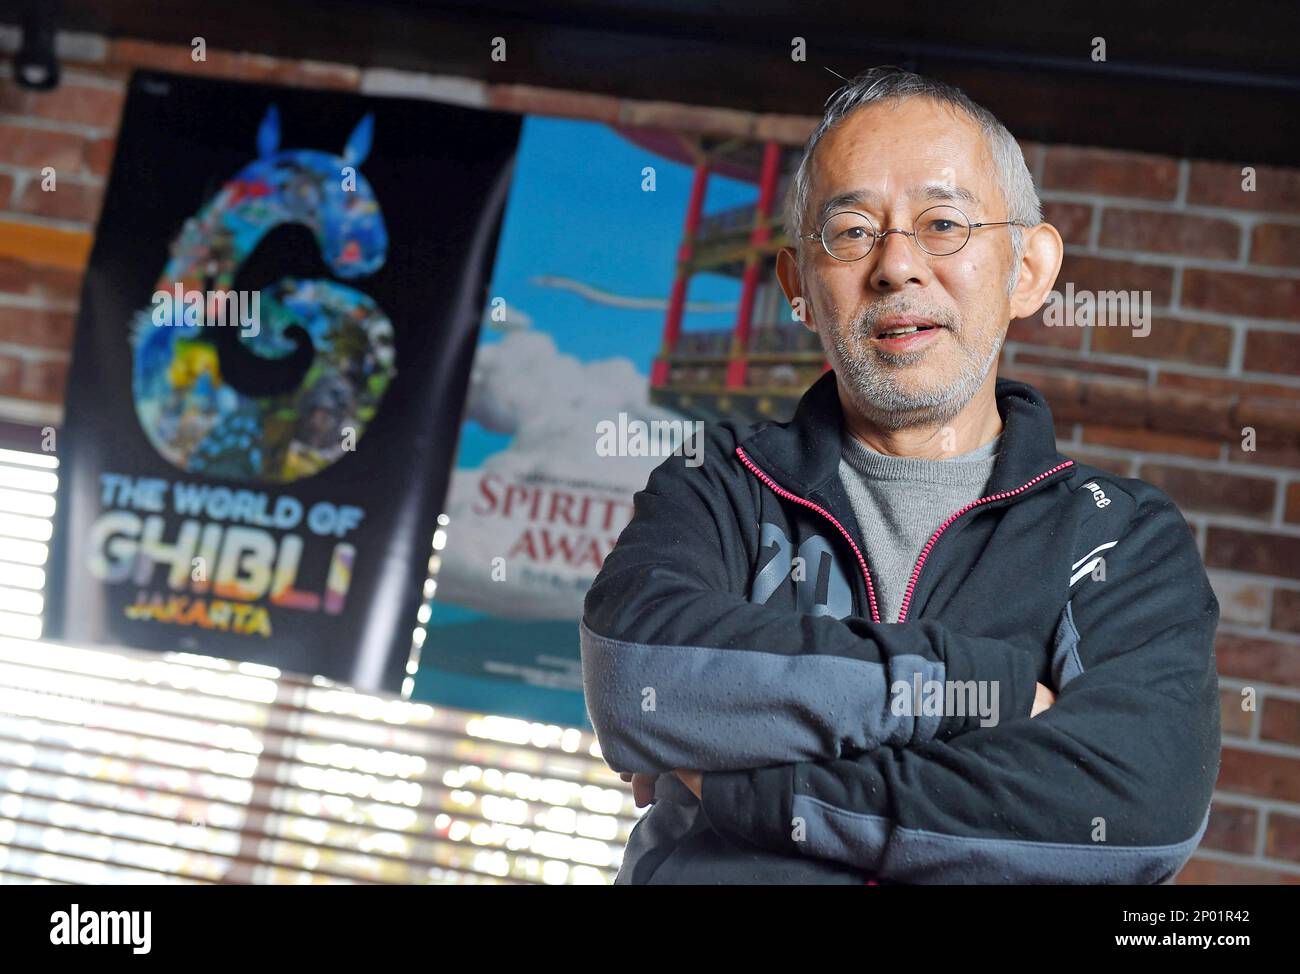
[801,204,1028,261]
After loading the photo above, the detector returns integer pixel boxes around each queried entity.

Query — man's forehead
[807,109,997,224]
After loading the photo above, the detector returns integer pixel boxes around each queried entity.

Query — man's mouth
[872,316,943,340]
[877,323,940,338]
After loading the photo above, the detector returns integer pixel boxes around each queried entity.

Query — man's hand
[619,772,660,807]
[674,769,703,799]
[1031,682,1056,717]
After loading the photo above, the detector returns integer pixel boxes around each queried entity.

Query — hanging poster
[46,70,522,693]
[412,116,785,725]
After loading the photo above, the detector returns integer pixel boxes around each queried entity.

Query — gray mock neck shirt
[837,426,1002,624]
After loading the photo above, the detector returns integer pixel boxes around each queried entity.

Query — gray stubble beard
[822,301,1004,432]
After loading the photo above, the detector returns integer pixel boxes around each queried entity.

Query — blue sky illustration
[452,115,756,469]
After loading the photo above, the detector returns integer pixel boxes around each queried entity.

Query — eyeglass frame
[800,204,1029,261]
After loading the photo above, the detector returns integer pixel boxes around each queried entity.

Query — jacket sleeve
[580,425,1043,775]
[696,489,1221,884]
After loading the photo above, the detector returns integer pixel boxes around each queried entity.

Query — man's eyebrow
[812,183,983,227]
[813,188,881,228]
[919,184,981,207]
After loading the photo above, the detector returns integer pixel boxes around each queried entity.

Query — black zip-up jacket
[580,368,1221,884]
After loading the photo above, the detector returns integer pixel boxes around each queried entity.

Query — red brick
[1218,746,1300,803]
[1207,526,1300,582]
[1243,331,1300,377]
[1265,811,1300,864]
[1012,351,1147,382]
[1142,385,1235,439]
[1060,447,1134,478]
[1042,146,1179,200]
[1175,857,1300,884]
[1273,586,1300,631]
[1234,399,1300,447]
[1188,160,1300,216]
[84,136,116,179]
[1251,223,1300,269]
[0,81,29,116]
[1214,631,1300,686]
[1041,200,1092,246]
[0,354,21,396]
[109,39,278,83]
[994,366,1083,416]
[12,180,104,224]
[0,123,86,171]
[17,358,69,402]
[1075,377,1152,427]
[1055,253,1175,306]
[1182,268,1300,320]
[0,307,76,351]
[0,259,83,305]
[0,172,12,207]
[1138,464,1275,519]
[489,84,622,124]
[1092,316,1232,368]
[1261,697,1300,747]
[1081,424,1222,459]
[1047,397,1091,426]
[110,39,338,87]
[1100,208,1241,260]
[1235,442,1300,469]
[1220,687,1255,738]
[1201,802,1258,854]
[1215,575,1273,630]
[25,84,125,130]
[1157,372,1300,403]
[108,39,200,74]
[51,59,132,84]
[1006,314,1085,349]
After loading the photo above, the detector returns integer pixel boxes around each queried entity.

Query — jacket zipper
[736,446,883,622]
[735,445,1074,625]
[895,459,1075,622]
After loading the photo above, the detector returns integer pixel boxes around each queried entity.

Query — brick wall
[2,30,1298,882]
[1001,144,1300,884]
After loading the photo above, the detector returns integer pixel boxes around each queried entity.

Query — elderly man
[580,67,1220,884]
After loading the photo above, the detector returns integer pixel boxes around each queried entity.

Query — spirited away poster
[45,70,522,693]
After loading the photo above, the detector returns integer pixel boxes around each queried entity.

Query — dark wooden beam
[7,0,1299,164]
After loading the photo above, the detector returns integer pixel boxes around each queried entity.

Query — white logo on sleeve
[1082,481,1111,508]
[1070,540,1118,587]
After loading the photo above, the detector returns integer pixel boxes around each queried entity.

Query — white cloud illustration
[433,329,693,619]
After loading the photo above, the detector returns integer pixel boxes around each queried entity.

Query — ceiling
[8,0,1300,164]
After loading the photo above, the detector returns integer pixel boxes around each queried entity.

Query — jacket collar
[736,368,1070,499]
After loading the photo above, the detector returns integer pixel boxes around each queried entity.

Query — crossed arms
[579,447,1221,883]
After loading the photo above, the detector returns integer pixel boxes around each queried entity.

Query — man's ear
[1008,223,1064,321]
[775,246,814,332]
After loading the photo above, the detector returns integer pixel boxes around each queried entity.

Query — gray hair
[784,66,1041,287]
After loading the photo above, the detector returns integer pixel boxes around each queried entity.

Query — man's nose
[870,229,927,291]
